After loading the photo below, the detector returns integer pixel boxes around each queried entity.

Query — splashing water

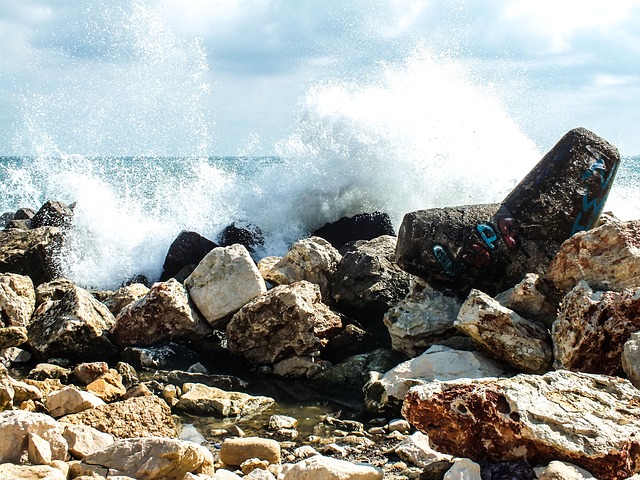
[2,2,638,290]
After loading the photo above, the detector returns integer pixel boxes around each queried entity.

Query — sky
[0,0,639,156]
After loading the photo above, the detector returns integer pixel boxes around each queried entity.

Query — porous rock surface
[402,370,640,480]
[0,273,35,327]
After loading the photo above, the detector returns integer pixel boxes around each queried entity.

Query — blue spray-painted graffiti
[570,156,617,236]
[432,244,457,276]
[477,223,498,249]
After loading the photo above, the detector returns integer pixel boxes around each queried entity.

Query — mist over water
[1,1,638,290]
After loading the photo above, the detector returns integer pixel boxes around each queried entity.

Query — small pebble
[388,418,412,433]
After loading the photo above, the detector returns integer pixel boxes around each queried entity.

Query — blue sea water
[1,1,638,290]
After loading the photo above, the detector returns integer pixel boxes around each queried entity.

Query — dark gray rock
[312,212,395,250]
[159,230,218,282]
[31,201,74,230]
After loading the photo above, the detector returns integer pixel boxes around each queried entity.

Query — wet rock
[98,283,149,317]
[402,370,640,480]
[364,345,506,415]
[175,382,274,418]
[112,278,211,346]
[219,437,281,467]
[45,386,105,418]
[83,437,214,480]
[384,280,462,357]
[218,221,265,253]
[282,455,383,479]
[160,230,218,282]
[546,220,640,293]
[455,289,552,374]
[62,423,114,459]
[60,394,178,438]
[272,355,326,378]
[14,207,36,221]
[0,226,64,285]
[121,341,199,370]
[31,200,74,230]
[622,332,640,389]
[396,128,620,295]
[28,285,116,361]
[494,273,558,328]
[227,281,342,367]
[162,370,248,392]
[312,211,396,250]
[0,326,28,348]
[552,281,640,374]
[331,235,414,322]
[0,273,35,327]
[322,323,377,364]
[261,236,341,300]
[185,244,267,329]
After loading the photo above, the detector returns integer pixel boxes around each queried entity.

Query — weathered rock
[282,455,383,479]
[219,437,281,467]
[160,230,218,282]
[62,423,114,458]
[322,323,376,364]
[0,326,28,348]
[218,221,265,253]
[121,341,199,370]
[227,281,342,369]
[394,431,453,468]
[273,356,327,378]
[185,244,267,329]
[494,273,558,328]
[384,280,462,357]
[83,437,214,480]
[534,461,597,480]
[402,370,640,480]
[546,220,640,293]
[396,128,620,295]
[0,273,35,327]
[60,394,178,438]
[45,386,106,418]
[363,345,506,414]
[28,285,117,361]
[112,279,210,346]
[0,463,67,479]
[0,365,13,411]
[262,236,341,300]
[28,363,70,382]
[175,382,274,418]
[331,235,414,321]
[312,212,396,250]
[70,362,109,385]
[1,346,31,365]
[10,377,42,404]
[162,370,248,392]
[0,410,62,464]
[99,283,149,317]
[34,278,77,306]
[455,289,552,374]
[86,370,127,402]
[623,332,640,389]
[443,459,481,480]
[0,226,63,285]
[31,201,73,230]
[552,281,640,374]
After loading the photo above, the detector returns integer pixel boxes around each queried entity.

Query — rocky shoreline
[0,129,640,479]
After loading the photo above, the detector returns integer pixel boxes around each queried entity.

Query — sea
[2,1,639,291]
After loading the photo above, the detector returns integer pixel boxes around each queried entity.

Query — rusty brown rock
[402,370,640,480]
[546,220,640,293]
[552,281,640,374]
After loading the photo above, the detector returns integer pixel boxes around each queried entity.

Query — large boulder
[83,437,214,480]
[0,464,67,479]
[402,370,640,480]
[363,345,506,414]
[160,230,218,282]
[218,221,265,253]
[28,284,117,361]
[60,394,178,439]
[552,281,640,374]
[494,273,558,328]
[0,410,66,464]
[62,423,114,459]
[331,235,414,321]
[45,386,106,418]
[0,273,35,327]
[546,219,640,293]
[384,280,462,357]
[396,128,620,295]
[455,289,552,374]
[185,244,267,329]
[0,226,63,285]
[226,281,342,367]
[261,236,341,300]
[175,382,274,418]
[98,283,149,317]
[312,211,396,250]
[111,279,211,347]
[30,201,74,230]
